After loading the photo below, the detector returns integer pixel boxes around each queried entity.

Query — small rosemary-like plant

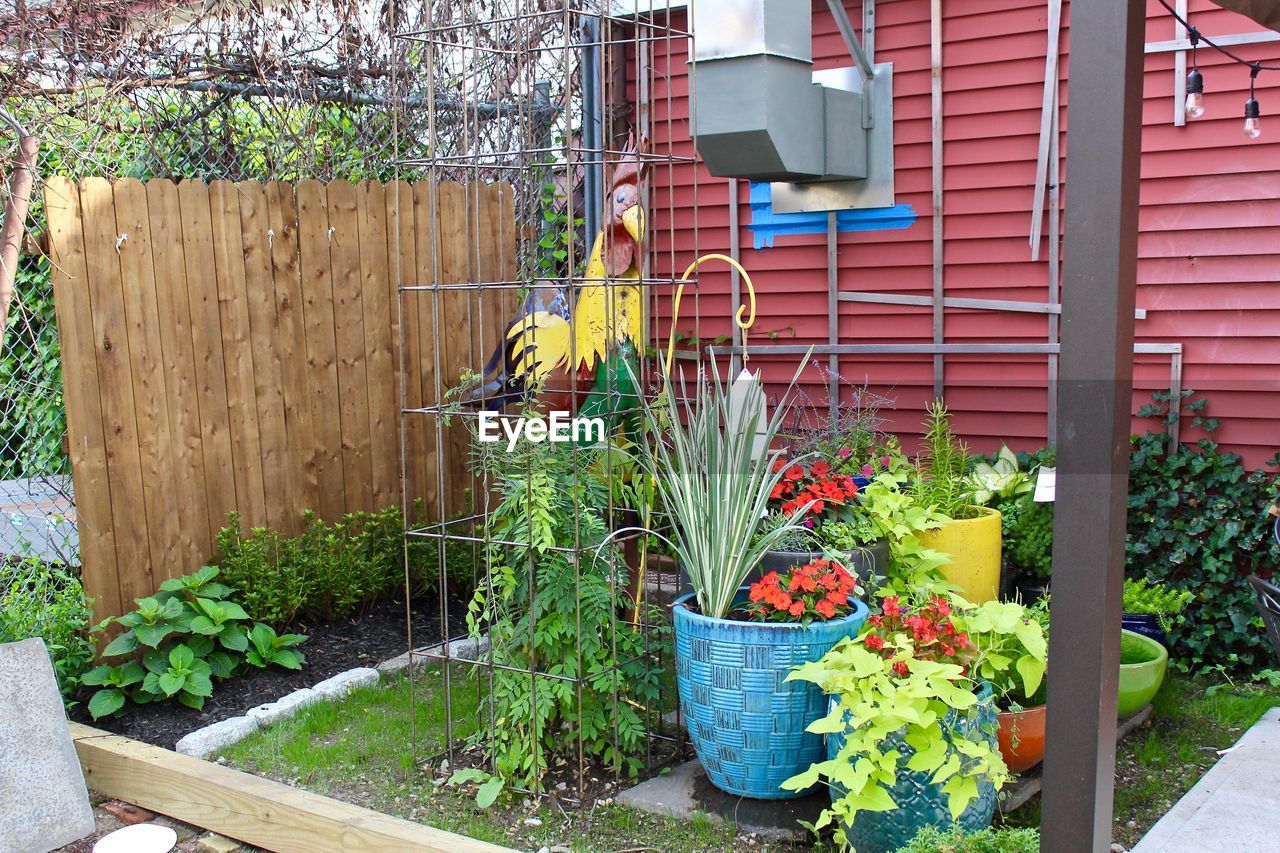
[912,400,980,519]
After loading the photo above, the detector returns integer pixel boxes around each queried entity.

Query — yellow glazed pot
[915,506,1002,603]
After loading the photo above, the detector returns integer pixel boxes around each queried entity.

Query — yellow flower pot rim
[931,505,1001,525]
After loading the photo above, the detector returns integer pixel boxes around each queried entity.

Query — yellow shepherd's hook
[664,253,756,373]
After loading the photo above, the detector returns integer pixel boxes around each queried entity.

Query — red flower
[864,634,885,650]
[815,599,836,618]
[826,590,846,606]
[933,597,951,617]
[892,661,910,677]
[883,596,901,618]
[811,460,831,479]
[784,464,805,481]
[942,645,956,657]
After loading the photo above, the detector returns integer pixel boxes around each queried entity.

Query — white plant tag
[1033,466,1056,503]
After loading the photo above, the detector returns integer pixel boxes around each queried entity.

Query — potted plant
[783,595,1008,848]
[1118,628,1169,717]
[1121,577,1192,648]
[997,491,1053,603]
[636,361,870,799]
[956,599,1050,775]
[911,402,1002,603]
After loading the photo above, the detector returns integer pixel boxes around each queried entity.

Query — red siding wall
[641,0,1279,468]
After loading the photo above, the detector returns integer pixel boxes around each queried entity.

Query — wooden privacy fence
[46,177,514,620]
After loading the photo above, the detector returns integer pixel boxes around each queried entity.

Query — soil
[73,596,468,749]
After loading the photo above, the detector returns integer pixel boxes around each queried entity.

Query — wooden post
[0,116,37,332]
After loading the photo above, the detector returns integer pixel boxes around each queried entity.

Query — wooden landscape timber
[69,723,511,853]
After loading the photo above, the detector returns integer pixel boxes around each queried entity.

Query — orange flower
[788,600,805,617]
[815,599,836,618]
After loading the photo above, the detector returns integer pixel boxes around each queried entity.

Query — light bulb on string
[1245,64,1262,140]
[1185,31,1205,119]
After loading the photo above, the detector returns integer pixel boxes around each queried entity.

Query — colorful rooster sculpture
[462,149,646,431]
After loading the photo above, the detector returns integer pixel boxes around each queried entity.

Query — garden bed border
[69,722,511,853]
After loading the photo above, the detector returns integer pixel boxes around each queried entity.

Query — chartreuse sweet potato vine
[782,597,1010,847]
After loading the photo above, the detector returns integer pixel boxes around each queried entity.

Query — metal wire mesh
[394,0,695,803]
[0,0,540,569]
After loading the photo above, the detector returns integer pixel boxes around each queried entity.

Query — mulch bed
[73,596,468,749]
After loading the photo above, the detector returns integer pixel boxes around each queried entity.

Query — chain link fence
[0,0,569,571]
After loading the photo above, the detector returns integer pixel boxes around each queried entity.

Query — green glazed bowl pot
[1117,629,1169,717]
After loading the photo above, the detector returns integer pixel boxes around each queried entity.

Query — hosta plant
[782,596,1008,840]
[84,566,306,718]
[968,445,1035,507]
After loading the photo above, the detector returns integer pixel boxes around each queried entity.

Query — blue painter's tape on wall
[746,182,918,249]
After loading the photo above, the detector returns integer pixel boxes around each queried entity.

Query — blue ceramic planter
[1121,612,1168,649]
[829,687,999,849]
[673,590,869,799]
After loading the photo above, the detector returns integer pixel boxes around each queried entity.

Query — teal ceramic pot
[672,590,869,799]
[1118,628,1169,717]
[829,686,999,849]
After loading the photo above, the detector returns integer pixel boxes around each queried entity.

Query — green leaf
[189,615,220,635]
[475,776,505,809]
[133,623,172,648]
[142,648,168,675]
[220,624,249,652]
[88,688,126,719]
[271,648,304,670]
[177,690,205,711]
[102,631,140,657]
[1016,654,1046,698]
[168,644,195,672]
[447,768,488,786]
[158,672,186,697]
[81,665,114,687]
[207,651,238,679]
[184,671,214,698]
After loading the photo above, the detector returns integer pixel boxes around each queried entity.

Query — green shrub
[1127,391,1279,674]
[84,566,306,719]
[0,557,94,699]
[893,825,1040,853]
[998,493,1054,583]
[213,505,474,629]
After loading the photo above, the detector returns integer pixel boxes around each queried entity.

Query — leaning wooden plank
[209,180,268,528]
[147,180,212,576]
[69,723,510,853]
[112,178,181,583]
[79,177,153,606]
[46,176,122,621]
[295,180,346,521]
[326,179,374,514]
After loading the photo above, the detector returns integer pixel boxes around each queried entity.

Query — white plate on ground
[92,822,178,853]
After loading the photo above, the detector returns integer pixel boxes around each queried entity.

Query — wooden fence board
[295,180,346,522]
[209,181,268,529]
[326,180,373,514]
[237,181,291,533]
[265,181,317,532]
[356,181,398,509]
[177,180,236,544]
[111,178,181,582]
[78,177,153,606]
[146,180,211,575]
[46,177,122,621]
[50,178,510,618]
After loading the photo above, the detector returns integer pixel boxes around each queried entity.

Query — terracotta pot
[996,703,1046,774]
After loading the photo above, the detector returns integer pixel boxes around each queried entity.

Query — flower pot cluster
[636,372,1184,846]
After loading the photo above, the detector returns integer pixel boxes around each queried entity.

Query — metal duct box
[690,0,871,183]
[693,55,826,181]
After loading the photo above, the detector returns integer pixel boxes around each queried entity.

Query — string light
[1158,0,1277,138]
[1185,31,1205,118]
[1245,64,1262,140]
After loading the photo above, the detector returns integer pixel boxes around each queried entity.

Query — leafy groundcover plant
[84,566,306,719]
[782,595,1008,841]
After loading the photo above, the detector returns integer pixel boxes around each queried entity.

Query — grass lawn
[224,665,1280,851]
[1002,673,1280,849]
[222,666,793,852]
